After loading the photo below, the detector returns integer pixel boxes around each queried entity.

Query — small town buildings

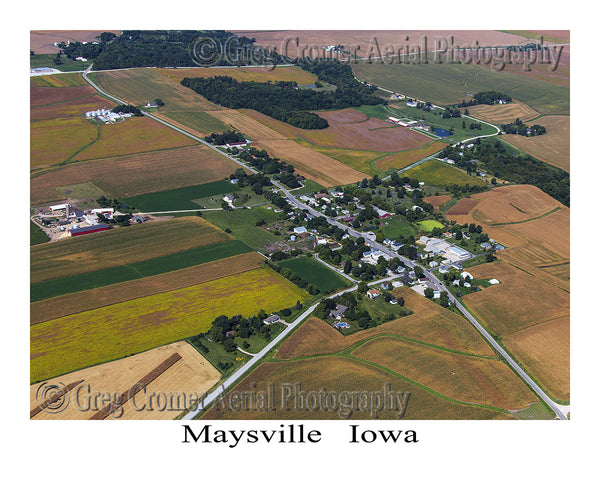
[366,289,381,299]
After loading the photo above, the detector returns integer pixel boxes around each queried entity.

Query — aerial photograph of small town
[29,28,571,426]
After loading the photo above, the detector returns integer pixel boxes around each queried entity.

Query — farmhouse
[366,289,381,299]
[146,102,159,108]
[329,304,348,320]
[223,194,235,205]
[67,223,109,237]
[263,314,280,325]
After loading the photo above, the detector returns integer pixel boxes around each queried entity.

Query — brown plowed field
[502,115,570,172]
[31,144,240,204]
[467,101,539,125]
[423,194,452,211]
[503,315,570,402]
[446,197,481,216]
[30,341,220,420]
[351,336,538,411]
[254,139,366,187]
[31,85,97,106]
[31,252,264,325]
[275,288,495,359]
[31,94,118,121]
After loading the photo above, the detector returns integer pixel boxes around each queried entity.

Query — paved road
[83,65,568,420]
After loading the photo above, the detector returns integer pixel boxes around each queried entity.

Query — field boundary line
[30,379,85,418]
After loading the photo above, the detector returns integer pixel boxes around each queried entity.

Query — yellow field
[503,316,570,402]
[158,65,318,84]
[31,217,229,283]
[31,252,265,325]
[467,100,539,124]
[31,267,311,383]
[502,115,570,172]
[30,341,220,420]
[351,336,538,411]
[30,73,89,87]
[207,109,287,140]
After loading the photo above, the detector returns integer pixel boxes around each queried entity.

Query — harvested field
[158,65,318,84]
[201,356,510,420]
[295,142,383,177]
[256,139,366,187]
[446,197,481,216]
[207,109,287,140]
[31,145,240,204]
[30,268,310,382]
[275,288,495,359]
[30,341,220,420]
[31,30,120,54]
[30,73,89,88]
[31,85,96,106]
[158,110,229,136]
[31,252,265,325]
[30,216,229,283]
[423,194,452,211]
[31,94,118,121]
[503,315,570,402]
[467,101,539,125]
[31,117,98,169]
[95,68,222,112]
[462,261,569,337]
[374,142,446,171]
[351,336,538,411]
[502,116,570,172]
[71,116,197,161]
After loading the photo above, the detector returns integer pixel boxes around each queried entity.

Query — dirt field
[503,315,570,402]
[351,336,538,411]
[423,195,452,211]
[30,341,220,420]
[158,65,318,84]
[462,261,569,336]
[446,197,481,216]
[31,252,265,325]
[201,356,510,420]
[502,115,570,172]
[31,30,120,54]
[255,139,367,187]
[374,141,446,171]
[275,288,495,359]
[467,101,539,124]
[30,217,229,283]
[31,94,118,122]
[31,84,96,105]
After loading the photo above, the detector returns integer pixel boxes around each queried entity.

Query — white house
[461,271,473,280]
[366,289,381,299]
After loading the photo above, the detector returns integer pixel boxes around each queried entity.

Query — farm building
[447,245,470,260]
[263,315,280,325]
[461,271,473,280]
[367,289,381,299]
[293,226,307,234]
[489,279,500,285]
[49,203,69,212]
[146,102,159,107]
[68,223,109,237]
[374,207,391,218]
[91,207,114,217]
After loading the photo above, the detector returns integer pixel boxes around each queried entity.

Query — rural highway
[81,64,568,420]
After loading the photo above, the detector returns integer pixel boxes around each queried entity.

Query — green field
[277,256,351,292]
[125,180,238,211]
[30,54,92,72]
[406,160,486,187]
[202,206,283,251]
[30,240,251,302]
[380,215,418,239]
[352,61,569,116]
[188,335,251,374]
[417,220,445,232]
[162,111,229,135]
[30,220,50,246]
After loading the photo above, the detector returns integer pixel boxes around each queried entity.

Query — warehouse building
[68,223,109,237]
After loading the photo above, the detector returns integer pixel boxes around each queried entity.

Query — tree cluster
[112,104,143,116]
[500,118,547,136]
[205,130,246,145]
[458,91,512,107]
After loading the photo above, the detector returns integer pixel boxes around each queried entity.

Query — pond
[434,128,453,137]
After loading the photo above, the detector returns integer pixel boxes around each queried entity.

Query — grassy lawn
[289,179,325,195]
[277,256,351,292]
[234,322,286,354]
[187,335,251,375]
[31,239,251,302]
[380,215,418,239]
[406,160,486,187]
[30,220,50,246]
[417,220,445,232]
[360,295,412,324]
[202,206,283,251]
[124,180,238,212]
[30,54,91,72]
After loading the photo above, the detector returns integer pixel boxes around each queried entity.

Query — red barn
[68,223,109,237]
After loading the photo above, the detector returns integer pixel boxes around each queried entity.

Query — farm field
[31,83,95,105]
[295,141,384,177]
[31,239,252,302]
[94,68,223,112]
[159,110,230,136]
[30,221,50,246]
[30,53,91,72]
[502,316,570,402]
[405,159,486,187]
[31,94,118,122]
[423,194,452,211]
[501,116,570,172]
[351,336,538,411]
[30,73,90,89]
[30,341,220,420]
[207,109,287,140]
[30,217,229,283]
[31,267,311,383]
[124,179,239,212]
[351,60,570,115]
[275,288,496,359]
[30,145,241,205]
[158,65,318,84]
[467,100,539,124]
[71,116,197,161]
[201,356,510,420]
[374,141,446,171]
[31,252,265,325]
[30,30,120,54]
[277,256,351,292]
